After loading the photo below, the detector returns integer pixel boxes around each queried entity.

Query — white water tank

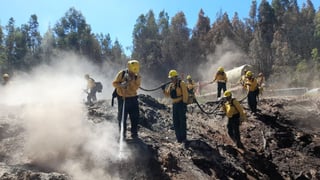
[225,64,254,86]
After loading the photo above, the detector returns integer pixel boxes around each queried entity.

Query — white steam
[0,53,127,179]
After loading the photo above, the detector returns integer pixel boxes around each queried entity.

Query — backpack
[229,98,240,113]
[111,70,138,106]
[171,80,194,104]
[95,82,103,92]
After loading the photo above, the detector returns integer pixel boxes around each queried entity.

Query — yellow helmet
[224,90,232,97]
[246,71,253,77]
[218,67,224,72]
[128,60,140,74]
[168,70,178,78]
[187,75,192,80]
[2,73,9,78]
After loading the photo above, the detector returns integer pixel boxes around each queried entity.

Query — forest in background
[0,0,320,88]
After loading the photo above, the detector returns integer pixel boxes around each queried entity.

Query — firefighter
[239,69,248,87]
[211,67,228,99]
[221,90,246,149]
[2,73,10,86]
[238,69,248,95]
[84,74,97,105]
[161,70,189,144]
[112,60,141,139]
[244,71,259,113]
[186,75,197,104]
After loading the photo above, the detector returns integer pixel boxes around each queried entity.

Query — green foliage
[0,8,128,72]
[311,48,320,63]
[296,59,308,73]
[0,26,7,69]
[314,11,320,38]
[132,11,160,65]
[0,1,319,88]
[53,7,115,63]
[292,60,311,87]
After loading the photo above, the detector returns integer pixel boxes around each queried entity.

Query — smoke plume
[0,53,128,179]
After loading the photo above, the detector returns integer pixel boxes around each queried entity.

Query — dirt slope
[1,95,320,179]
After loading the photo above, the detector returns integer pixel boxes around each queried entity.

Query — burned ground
[0,94,320,179]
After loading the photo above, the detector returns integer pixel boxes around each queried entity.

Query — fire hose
[139,81,171,92]
[194,97,225,116]
[139,81,247,116]
[139,81,225,116]
[238,88,260,103]
[239,93,248,103]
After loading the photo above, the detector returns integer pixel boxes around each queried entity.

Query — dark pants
[227,113,243,148]
[117,96,139,138]
[172,102,187,142]
[217,82,226,98]
[87,88,97,103]
[247,89,258,112]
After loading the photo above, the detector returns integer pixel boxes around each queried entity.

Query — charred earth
[1,94,320,179]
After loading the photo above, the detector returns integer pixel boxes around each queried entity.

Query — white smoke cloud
[198,38,248,82]
[195,38,249,97]
[0,53,129,179]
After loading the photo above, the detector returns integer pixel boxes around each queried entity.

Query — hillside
[0,94,320,179]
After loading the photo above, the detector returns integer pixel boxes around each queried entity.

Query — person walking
[112,60,141,139]
[84,74,97,105]
[221,90,246,149]
[161,70,189,144]
[239,69,248,95]
[211,67,228,99]
[244,71,259,113]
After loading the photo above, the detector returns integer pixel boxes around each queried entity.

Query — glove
[161,84,166,91]
[120,81,128,88]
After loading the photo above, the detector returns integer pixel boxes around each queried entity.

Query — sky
[0,0,319,56]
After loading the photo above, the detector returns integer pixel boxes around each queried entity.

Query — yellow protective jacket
[245,78,258,92]
[222,98,246,119]
[87,78,96,90]
[186,80,197,93]
[112,70,141,98]
[214,72,228,83]
[164,80,189,104]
